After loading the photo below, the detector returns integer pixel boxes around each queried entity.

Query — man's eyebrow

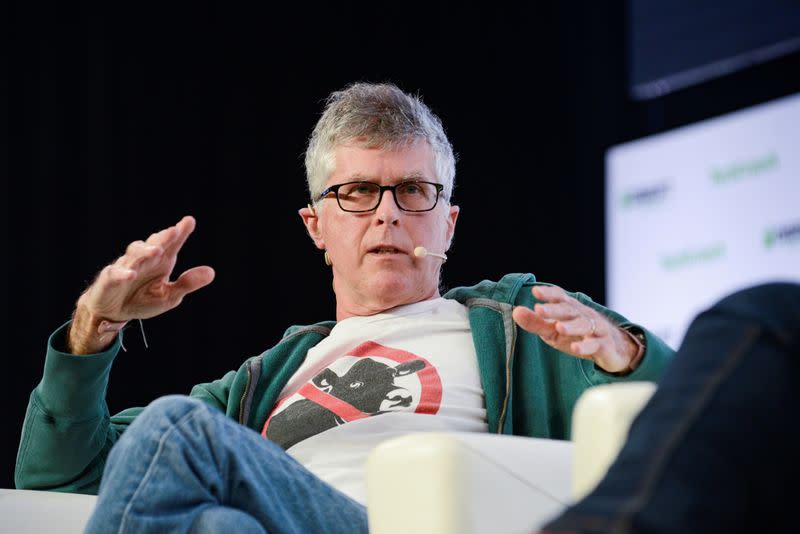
[346,173,371,181]
[346,172,430,182]
[399,172,428,181]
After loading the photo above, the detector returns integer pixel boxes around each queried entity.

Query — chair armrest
[0,489,97,533]
[366,432,573,534]
[571,381,656,500]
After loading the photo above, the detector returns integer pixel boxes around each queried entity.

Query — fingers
[117,241,164,270]
[534,302,576,320]
[532,285,569,303]
[161,216,197,256]
[531,287,604,337]
[150,266,214,312]
[144,215,195,252]
[118,216,196,274]
[75,216,209,325]
[171,266,216,298]
[525,286,633,371]
[101,264,137,285]
[570,337,601,357]
[117,217,197,276]
[512,305,557,339]
[145,224,177,248]
[555,316,602,337]
[515,285,615,360]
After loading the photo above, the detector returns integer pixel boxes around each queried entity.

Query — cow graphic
[266,358,425,449]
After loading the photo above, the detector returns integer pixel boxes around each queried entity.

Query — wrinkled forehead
[326,140,438,186]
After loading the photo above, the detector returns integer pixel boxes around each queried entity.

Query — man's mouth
[368,246,405,255]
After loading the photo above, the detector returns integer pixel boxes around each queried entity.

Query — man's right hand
[68,215,216,355]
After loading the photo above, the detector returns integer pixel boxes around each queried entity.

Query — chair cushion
[366,432,573,534]
[0,489,97,533]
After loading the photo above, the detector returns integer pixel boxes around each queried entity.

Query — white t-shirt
[261,297,487,503]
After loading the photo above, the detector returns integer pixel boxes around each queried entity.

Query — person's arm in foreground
[15,216,214,493]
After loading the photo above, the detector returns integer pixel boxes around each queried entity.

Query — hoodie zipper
[238,358,263,426]
[236,325,333,428]
[238,365,253,425]
[497,315,517,433]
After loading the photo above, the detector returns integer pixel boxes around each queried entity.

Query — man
[16,82,674,533]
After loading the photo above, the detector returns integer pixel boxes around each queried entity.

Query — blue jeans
[542,282,800,533]
[85,395,368,534]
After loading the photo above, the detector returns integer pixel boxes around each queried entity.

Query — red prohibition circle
[346,340,443,415]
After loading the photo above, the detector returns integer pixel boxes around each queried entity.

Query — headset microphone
[413,246,448,262]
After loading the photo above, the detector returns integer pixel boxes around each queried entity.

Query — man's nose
[374,188,401,224]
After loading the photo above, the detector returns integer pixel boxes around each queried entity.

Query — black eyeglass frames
[316,181,444,212]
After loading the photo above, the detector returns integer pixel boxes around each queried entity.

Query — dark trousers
[543,282,800,534]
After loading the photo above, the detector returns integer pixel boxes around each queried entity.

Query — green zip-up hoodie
[16,273,674,495]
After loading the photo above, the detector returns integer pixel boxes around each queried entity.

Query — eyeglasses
[317,181,445,213]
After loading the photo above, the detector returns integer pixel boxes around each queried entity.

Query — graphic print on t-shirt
[263,341,443,450]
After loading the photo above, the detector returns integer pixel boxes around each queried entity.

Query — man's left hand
[512,285,639,374]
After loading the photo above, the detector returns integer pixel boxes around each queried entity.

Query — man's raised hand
[511,285,639,374]
[68,216,215,354]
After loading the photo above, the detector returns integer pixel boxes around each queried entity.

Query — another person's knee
[105,396,211,476]
[715,282,800,309]
[119,395,208,444]
[190,506,267,534]
[145,394,207,420]
[709,282,800,345]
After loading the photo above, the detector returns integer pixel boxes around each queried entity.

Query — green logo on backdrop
[661,243,725,271]
[620,182,670,209]
[764,230,777,249]
[711,152,779,185]
[764,222,800,249]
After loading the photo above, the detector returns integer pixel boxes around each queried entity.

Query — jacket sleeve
[15,322,127,494]
[14,322,240,495]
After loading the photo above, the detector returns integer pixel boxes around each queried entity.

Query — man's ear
[445,204,460,250]
[299,205,326,250]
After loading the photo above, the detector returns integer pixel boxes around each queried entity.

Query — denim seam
[608,323,762,533]
[117,405,207,533]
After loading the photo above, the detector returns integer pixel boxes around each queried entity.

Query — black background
[4,1,799,490]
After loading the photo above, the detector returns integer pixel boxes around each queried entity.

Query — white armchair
[366,432,573,534]
[0,488,97,533]
[366,382,656,534]
[1,382,655,533]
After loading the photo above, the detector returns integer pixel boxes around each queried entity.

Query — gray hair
[304,82,456,203]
